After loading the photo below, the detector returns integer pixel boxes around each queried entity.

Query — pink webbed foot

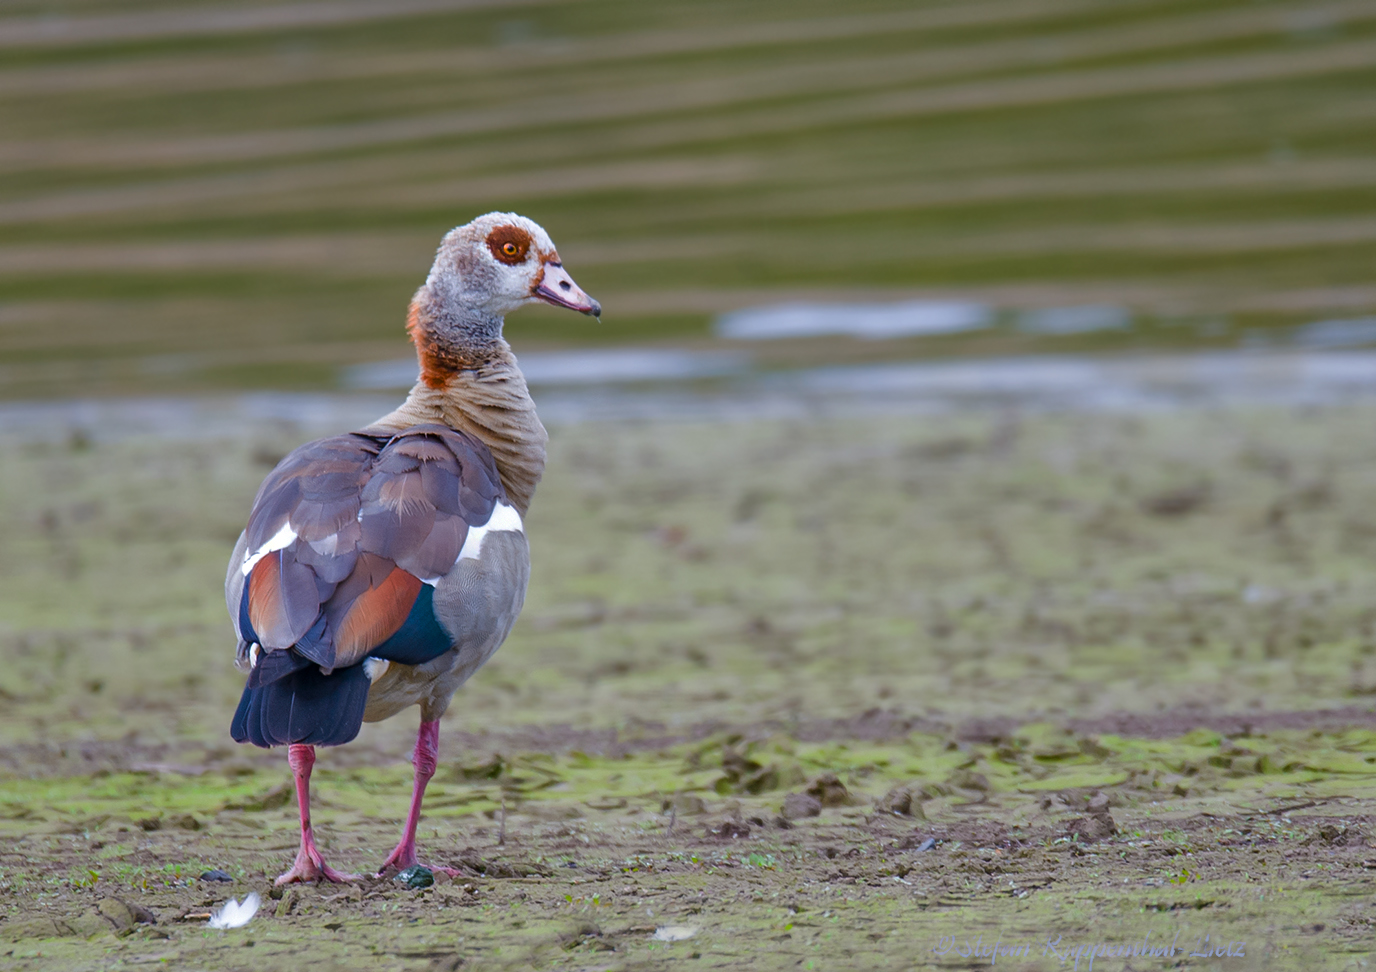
[276,838,360,885]
[276,745,359,884]
[374,841,460,879]
[375,720,459,878]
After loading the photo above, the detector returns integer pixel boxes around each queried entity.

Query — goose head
[424,212,600,321]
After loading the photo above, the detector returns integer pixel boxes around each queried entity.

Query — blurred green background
[1,0,1374,397]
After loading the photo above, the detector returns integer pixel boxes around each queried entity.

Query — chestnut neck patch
[408,299,491,387]
[486,225,533,265]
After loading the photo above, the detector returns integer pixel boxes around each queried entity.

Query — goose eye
[486,226,532,264]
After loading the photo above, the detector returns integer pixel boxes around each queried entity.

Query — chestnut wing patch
[246,549,319,651]
[236,425,503,673]
[327,553,423,665]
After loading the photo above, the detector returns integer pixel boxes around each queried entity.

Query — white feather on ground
[207,892,261,929]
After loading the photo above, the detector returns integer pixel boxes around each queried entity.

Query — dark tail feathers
[231,662,370,748]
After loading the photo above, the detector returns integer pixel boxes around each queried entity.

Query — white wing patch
[240,522,298,576]
[363,658,390,682]
[458,502,524,562]
[241,501,520,585]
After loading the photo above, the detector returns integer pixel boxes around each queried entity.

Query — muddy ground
[2,403,1376,970]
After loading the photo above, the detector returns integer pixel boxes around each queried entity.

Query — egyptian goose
[225,213,599,884]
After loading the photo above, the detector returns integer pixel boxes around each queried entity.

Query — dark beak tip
[587,299,602,317]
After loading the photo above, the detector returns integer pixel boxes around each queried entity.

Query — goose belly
[362,528,530,723]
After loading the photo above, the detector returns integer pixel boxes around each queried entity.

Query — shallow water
[714,300,992,340]
[3,349,1374,443]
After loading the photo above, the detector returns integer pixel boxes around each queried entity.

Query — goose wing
[228,423,503,676]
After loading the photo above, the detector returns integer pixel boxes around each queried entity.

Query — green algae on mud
[2,403,1376,968]
[0,740,1373,970]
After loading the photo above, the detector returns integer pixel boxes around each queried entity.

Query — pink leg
[274,744,360,885]
[376,720,458,876]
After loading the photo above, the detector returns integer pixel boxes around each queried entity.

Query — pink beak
[535,262,600,316]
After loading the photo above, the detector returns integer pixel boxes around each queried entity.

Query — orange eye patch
[486,226,532,265]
